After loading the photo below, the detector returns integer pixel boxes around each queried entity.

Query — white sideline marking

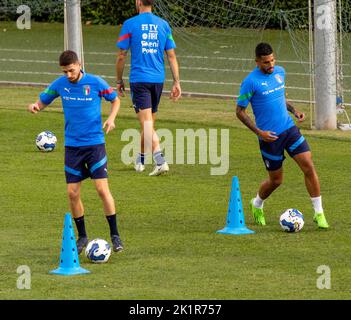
[0,47,315,64]
[0,69,316,90]
[3,57,347,78]
[0,58,120,67]
[1,80,350,106]
[1,47,350,67]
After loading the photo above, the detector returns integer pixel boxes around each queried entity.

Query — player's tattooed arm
[286,101,305,122]
[236,106,278,142]
[286,101,296,114]
[236,106,260,135]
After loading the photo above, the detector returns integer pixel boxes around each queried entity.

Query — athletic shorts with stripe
[64,144,108,183]
[130,82,163,113]
[259,125,310,171]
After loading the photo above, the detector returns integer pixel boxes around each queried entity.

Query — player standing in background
[27,50,124,253]
[116,0,181,176]
[236,42,329,229]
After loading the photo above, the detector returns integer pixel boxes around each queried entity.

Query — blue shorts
[64,144,108,183]
[130,82,163,113]
[259,125,310,171]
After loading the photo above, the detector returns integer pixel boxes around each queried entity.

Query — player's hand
[258,130,278,142]
[117,80,125,97]
[103,118,115,134]
[294,111,305,122]
[28,103,40,114]
[170,81,181,101]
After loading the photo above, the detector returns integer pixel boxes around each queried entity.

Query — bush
[0,0,310,26]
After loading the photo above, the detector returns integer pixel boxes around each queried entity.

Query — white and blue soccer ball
[35,131,57,152]
[280,208,304,232]
[85,238,111,263]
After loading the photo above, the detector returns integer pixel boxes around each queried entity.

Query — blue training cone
[217,176,255,235]
[50,213,90,275]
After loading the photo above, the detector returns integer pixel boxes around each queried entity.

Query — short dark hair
[141,0,154,6]
[255,43,273,58]
[59,50,79,66]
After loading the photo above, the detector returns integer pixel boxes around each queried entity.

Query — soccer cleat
[250,199,266,226]
[313,212,329,229]
[149,162,169,176]
[111,235,124,252]
[76,236,88,255]
[134,162,145,172]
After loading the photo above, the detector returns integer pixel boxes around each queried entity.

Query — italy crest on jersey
[83,85,90,95]
[275,74,283,84]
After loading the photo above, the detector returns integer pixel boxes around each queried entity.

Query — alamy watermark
[315,4,334,31]
[121,122,230,175]
[316,265,331,290]
[16,5,31,30]
[17,265,31,290]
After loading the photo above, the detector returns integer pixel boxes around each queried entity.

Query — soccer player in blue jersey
[236,43,329,229]
[116,0,181,176]
[27,50,124,253]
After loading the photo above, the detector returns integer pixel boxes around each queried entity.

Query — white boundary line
[0,70,318,90]
[1,81,350,106]
[0,47,340,65]
[0,51,350,93]
[0,58,320,76]
[1,54,350,77]
[0,58,118,67]
[1,47,350,67]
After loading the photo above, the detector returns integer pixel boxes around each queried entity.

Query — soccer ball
[35,131,57,152]
[280,208,304,232]
[85,238,111,263]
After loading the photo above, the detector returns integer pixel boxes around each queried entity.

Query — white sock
[311,196,323,213]
[253,194,264,209]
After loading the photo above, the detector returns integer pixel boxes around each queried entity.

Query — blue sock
[153,151,165,166]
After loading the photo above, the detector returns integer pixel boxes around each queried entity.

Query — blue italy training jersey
[39,72,117,147]
[237,66,294,135]
[117,12,176,83]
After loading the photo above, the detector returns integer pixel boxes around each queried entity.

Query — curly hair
[255,43,273,58]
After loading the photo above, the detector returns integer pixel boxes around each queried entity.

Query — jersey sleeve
[165,22,176,51]
[96,77,118,102]
[39,79,60,105]
[117,21,131,50]
[237,77,255,108]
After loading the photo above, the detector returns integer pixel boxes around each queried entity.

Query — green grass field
[1,85,351,300]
